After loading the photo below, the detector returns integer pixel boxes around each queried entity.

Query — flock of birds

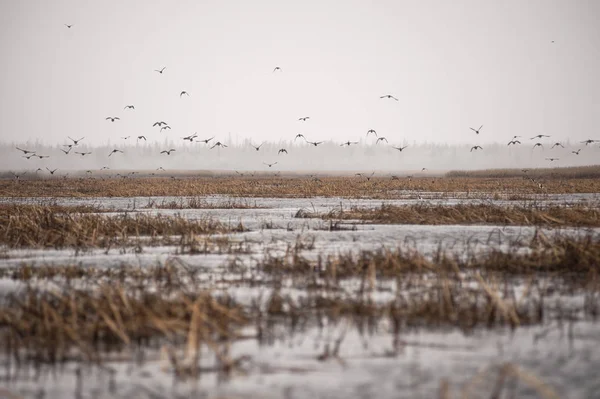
[8,24,600,180]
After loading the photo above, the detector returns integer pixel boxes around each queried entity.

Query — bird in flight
[16,147,36,155]
[251,142,264,151]
[22,154,36,160]
[160,126,171,132]
[507,140,521,146]
[470,145,483,152]
[278,148,288,154]
[153,121,168,127]
[391,145,408,152]
[124,105,135,110]
[306,140,324,147]
[340,141,358,146]
[156,167,165,171]
[294,134,305,141]
[106,117,120,122]
[273,66,282,72]
[211,142,227,149]
[60,148,71,155]
[263,162,278,168]
[46,167,58,175]
[366,129,377,137]
[160,149,176,155]
[572,149,581,155]
[100,166,110,170]
[75,151,92,156]
[421,167,427,171]
[122,136,131,140]
[533,142,544,149]
[530,134,550,140]
[581,139,598,146]
[180,91,189,97]
[380,94,399,101]
[64,24,74,28]
[376,137,388,144]
[108,149,123,157]
[182,133,198,142]
[197,136,215,144]
[298,117,310,122]
[155,67,166,74]
[68,136,85,145]
[545,158,559,162]
[470,125,483,134]
[551,142,564,149]
[137,135,147,141]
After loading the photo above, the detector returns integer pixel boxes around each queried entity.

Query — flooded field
[1,179,599,399]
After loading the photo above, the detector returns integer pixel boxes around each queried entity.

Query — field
[1,169,599,398]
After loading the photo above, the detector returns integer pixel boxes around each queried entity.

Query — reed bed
[447,164,600,179]
[144,196,263,209]
[0,204,243,248]
[2,174,600,198]
[300,203,600,227]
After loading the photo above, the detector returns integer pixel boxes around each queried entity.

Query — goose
[160,149,176,155]
[75,152,92,156]
[380,94,399,101]
[470,145,483,152]
[507,140,521,146]
[251,142,264,151]
[160,126,171,132]
[22,154,36,159]
[46,167,58,175]
[182,133,198,142]
[60,148,71,155]
[551,142,564,148]
[278,148,288,154]
[124,105,135,110]
[197,136,215,144]
[306,140,324,147]
[153,121,168,127]
[16,147,36,155]
[180,91,189,97]
[65,24,74,28]
[545,158,559,162]
[376,137,388,144]
[155,67,166,74]
[273,66,282,72]
[366,129,377,137]
[263,162,278,168]
[294,134,305,141]
[298,117,310,121]
[68,136,85,145]
[210,142,228,149]
[34,155,49,159]
[581,139,598,146]
[340,141,358,146]
[122,136,131,140]
[106,117,120,122]
[137,135,147,141]
[532,142,544,149]
[391,145,408,152]
[572,149,581,155]
[470,125,483,134]
[108,149,123,157]
[530,134,550,140]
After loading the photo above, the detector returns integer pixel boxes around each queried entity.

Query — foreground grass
[299,203,600,227]
[1,173,600,198]
[0,204,243,248]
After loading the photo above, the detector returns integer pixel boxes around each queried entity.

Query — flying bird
[22,154,36,160]
[470,145,483,152]
[100,166,110,170]
[366,129,377,137]
[507,140,521,146]
[572,149,581,155]
[470,125,483,134]
[545,158,559,162]
[298,117,310,122]
[182,133,198,142]
[278,148,288,154]
[160,126,171,132]
[68,136,85,145]
[273,66,282,72]
[60,148,71,155]
[294,134,305,141]
[64,24,73,28]
[153,121,168,127]
[155,67,166,74]
[530,134,550,140]
[533,142,544,149]
[197,136,215,144]
[306,140,324,147]
[34,155,49,159]
[340,141,358,146]
[251,142,264,151]
[380,94,399,101]
[376,137,388,144]
[124,105,135,110]
[551,142,564,149]
[391,145,408,152]
[106,117,120,122]
[180,91,189,97]
[263,162,278,168]
[581,139,598,146]
[75,151,92,156]
[160,149,176,155]
[210,142,227,149]
[122,136,131,140]
[46,167,58,175]
[108,149,123,157]
[16,147,36,155]
[137,135,147,141]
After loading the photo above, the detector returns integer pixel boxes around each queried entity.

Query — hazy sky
[1,0,599,148]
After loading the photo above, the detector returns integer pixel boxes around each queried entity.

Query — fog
[2,139,598,174]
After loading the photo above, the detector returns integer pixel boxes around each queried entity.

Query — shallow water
[1,194,599,398]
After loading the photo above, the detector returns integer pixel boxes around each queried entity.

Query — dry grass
[447,165,600,179]
[144,196,263,209]
[1,173,600,198]
[301,203,600,227]
[0,204,243,248]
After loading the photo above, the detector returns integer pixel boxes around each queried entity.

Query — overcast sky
[1,0,599,149]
